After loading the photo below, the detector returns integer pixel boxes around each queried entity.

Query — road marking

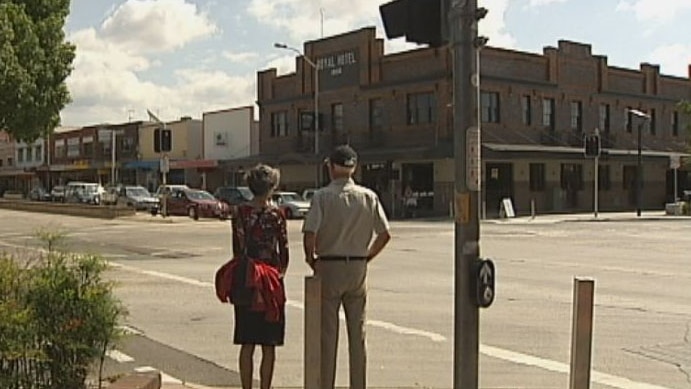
[135,366,182,384]
[118,325,143,336]
[106,349,135,363]
[111,262,672,389]
[481,345,673,389]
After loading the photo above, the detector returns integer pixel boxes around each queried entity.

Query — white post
[674,167,678,202]
[594,156,599,218]
[530,198,536,219]
[111,129,116,186]
[569,278,595,389]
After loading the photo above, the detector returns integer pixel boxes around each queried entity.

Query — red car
[166,189,229,220]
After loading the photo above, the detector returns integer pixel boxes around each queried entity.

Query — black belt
[319,255,368,261]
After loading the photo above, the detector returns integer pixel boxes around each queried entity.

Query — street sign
[160,155,170,174]
[670,155,681,170]
[466,127,480,191]
[475,259,495,308]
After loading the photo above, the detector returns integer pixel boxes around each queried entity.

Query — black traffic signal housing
[153,127,172,153]
[379,0,447,47]
[584,134,601,157]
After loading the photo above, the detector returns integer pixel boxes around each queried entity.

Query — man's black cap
[328,145,358,167]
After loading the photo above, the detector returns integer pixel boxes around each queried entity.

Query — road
[0,209,690,388]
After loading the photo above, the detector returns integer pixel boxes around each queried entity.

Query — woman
[231,164,288,389]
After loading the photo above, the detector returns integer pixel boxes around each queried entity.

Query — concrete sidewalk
[482,210,691,225]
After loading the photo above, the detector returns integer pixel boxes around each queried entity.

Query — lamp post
[629,109,650,217]
[274,43,320,186]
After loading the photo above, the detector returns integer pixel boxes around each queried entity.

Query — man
[302,144,391,389]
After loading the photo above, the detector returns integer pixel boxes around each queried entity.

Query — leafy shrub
[0,233,125,389]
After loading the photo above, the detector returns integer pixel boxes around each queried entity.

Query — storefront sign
[316,49,360,90]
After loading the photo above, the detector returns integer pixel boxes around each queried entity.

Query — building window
[7,157,13,166]
[570,101,582,131]
[529,163,545,192]
[55,140,66,159]
[67,138,80,157]
[650,108,656,135]
[0,159,3,167]
[332,103,344,132]
[121,136,135,153]
[270,111,288,137]
[35,145,42,162]
[542,98,555,130]
[626,107,633,133]
[369,99,383,130]
[598,164,611,191]
[599,104,610,132]
[17,148,24,163]
[672,111,679,136]
[521,96,531,125]
[83,137,94,157]
[407,92,437,125]
[480,91,500,123]
[560,163,583,191]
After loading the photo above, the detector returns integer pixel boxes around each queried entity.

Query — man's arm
[367,230,391,262]
[303,232,317,271]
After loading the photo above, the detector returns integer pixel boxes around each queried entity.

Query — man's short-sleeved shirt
[302,178,389,257]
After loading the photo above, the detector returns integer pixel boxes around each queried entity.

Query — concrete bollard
[304,276,322,389]
[569,278,595,389]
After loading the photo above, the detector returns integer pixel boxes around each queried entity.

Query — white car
[271,191,311,219]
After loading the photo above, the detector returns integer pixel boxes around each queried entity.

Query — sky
[60,0,691,127]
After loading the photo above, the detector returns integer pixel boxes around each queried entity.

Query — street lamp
[274,42,320,185]
[629,108,650,217]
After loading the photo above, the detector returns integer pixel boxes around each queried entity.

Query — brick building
[254,27,690,217]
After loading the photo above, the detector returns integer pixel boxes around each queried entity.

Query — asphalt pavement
[1,209,690,388]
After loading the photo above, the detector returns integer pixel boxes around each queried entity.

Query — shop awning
[123,160,159,170]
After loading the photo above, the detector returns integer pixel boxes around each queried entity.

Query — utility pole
[450,0,483,387]
[379,1,490,387]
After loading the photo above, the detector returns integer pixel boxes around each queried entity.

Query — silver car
[271,191,311,219]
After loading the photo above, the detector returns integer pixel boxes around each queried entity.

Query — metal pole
[637,122,642,217]
[314,61,320,187]
[594,129,599,219]
[594,156,599,218]
[162,122,168,218]
[450,0,481,387]
[111,129,116,186]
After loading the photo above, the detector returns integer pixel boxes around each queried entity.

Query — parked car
[29,187,52,202]
[154,184,190,199]
[302,188,318,203]
[271,191,311,219]
[64,182,105,205]
[122,186,159,211]
[213,186,253,215]
[50,186,66,202]
[165,189,229,220]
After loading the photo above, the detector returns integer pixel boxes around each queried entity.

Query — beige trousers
[316,260,367,389]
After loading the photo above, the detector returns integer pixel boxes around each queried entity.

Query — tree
[0,0,75,142]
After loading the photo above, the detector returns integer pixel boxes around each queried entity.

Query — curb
[109,371,161,389]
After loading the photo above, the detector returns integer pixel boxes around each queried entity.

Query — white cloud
[264,55,297,76]
[249,0,516,51]
[61,0,251,127]
[223,50,260,63]
[100,0,218,53]
[527,0,566,6]
[616,0,691,22]
[647,44,691,77]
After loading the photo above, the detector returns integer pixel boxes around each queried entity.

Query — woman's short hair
[245,164,280,197]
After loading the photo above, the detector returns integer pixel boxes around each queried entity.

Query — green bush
[0,234,125,389]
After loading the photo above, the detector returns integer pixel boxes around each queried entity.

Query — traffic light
[379,0,447,47]
[154,128,161,153]
[153,127,172,153]
[161,129,172,152]
[584,134,601,157]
